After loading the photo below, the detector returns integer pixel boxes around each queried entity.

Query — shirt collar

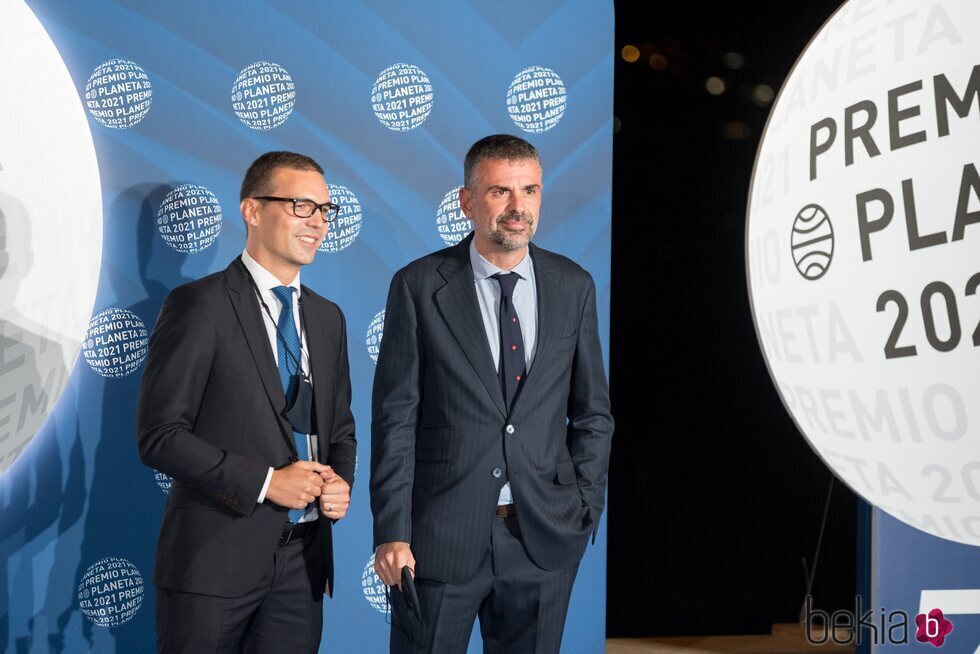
[241,249,301,294]
[469,238,532,282]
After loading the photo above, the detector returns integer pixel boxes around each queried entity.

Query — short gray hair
[463,134,540,190]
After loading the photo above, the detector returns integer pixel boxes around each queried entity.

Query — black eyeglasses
[252,196,341,223]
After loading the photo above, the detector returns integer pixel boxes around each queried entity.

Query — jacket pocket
[416,425,454,462]
[555,331,577,352]
[555,460,577,485]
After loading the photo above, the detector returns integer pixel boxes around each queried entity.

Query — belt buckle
[280,524,297,546]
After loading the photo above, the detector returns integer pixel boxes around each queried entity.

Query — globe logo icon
[790,204,834,281]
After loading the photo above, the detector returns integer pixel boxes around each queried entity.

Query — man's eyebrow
[522,183,541,191]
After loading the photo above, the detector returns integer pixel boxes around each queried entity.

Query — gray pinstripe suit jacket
[370,233,613,584]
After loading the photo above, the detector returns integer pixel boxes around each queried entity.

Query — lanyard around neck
[240,261,309,379]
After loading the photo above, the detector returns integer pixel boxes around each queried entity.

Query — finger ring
[327,503,334,512]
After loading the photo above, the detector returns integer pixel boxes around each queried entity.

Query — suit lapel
[528,243,563,365]
[510,244,563,414]
[434,235,508,418]
[224,257,296,456]
[300,286,335,448]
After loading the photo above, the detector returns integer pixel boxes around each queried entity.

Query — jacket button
[505,424,515,435]
[491,467,503,479]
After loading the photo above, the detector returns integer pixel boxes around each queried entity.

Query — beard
[486,211,536,251]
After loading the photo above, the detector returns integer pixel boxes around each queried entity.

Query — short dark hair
[463,134,540,190]
[240,151,324,201]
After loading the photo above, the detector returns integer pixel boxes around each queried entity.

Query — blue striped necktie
[271,285,311,523]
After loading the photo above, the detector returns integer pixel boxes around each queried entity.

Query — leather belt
[279,520,318,546]
[495,504,516,517]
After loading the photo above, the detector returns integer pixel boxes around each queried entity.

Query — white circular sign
[506,66,567,133]
[82,309,149,379]
[156,184,223,253]
[84,59,152,129]
[436,186,471,246]
[366,310,385,364]
[361,554,390,614]
[77,557,144,627]
[746,0,980,544]
[319,184,362,253]
[0,1,102,473]
[231,62,296,131]
[371,63,434,132]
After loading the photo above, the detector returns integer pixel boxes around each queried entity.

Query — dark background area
[606,0,864,637]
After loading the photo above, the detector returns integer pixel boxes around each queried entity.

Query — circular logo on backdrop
[745,0,980,545]
[0,1,103,474]
[231,62,296,131]
[77,557,144,627]
[82,309,149,378]
[361,554,390,614]
[84,59,152,129]
[319,184,362,253]
[436,186,471,246]
[371,63,434,131]
[790,204,834,280]
[506,66,567,133]
[154,470,172,495]
[156,184,223,253]
[366,310,385,363]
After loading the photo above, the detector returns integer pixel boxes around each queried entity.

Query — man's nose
[305,210,327,231]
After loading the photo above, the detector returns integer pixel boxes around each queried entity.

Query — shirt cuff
[257,467,274,503]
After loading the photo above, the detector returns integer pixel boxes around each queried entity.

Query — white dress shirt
[241,249,317,522]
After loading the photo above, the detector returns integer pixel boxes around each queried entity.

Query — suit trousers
[156,526,324,654]
[390,514,579,654]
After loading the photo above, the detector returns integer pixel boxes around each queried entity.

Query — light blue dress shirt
[469,238,537,505]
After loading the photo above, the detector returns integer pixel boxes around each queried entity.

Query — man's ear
[240,198,261,229]
[458,186,473,218]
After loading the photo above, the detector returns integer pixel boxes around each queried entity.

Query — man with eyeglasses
[137,151,356,653]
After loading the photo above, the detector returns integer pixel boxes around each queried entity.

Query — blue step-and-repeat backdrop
[0,1,613,651]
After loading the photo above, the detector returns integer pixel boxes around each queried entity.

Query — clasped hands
[266,461,350,519]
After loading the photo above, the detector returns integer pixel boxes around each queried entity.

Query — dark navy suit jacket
[370,233,613,584]
[137,257,356,598]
